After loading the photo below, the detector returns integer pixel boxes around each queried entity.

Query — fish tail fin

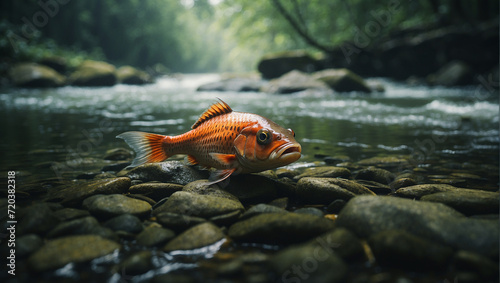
[116,131,170,167]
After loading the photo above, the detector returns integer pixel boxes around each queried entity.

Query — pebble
[389,177,417,191]
[421,190,499,215]
[308,228,364,261]
[326,199,346,214]
[268,197,289,209]
[16,234,43,258]
[368,229,454,270]
[153,191,244,219]
[270,243,347,283]
[103,214,144,233]
[163,222,225,252]
[136,226,176,247]
[239,203,288,220]
[53,208,90,221]
[28,235,120,272]
[224,174,279,203]
[293,166,351,180]
[393,184,458,199]
[228,212,335,244]
[453,250,499,280]
[155,212,206,232]
[354,180,392,195]
[336,196,499,258]
[18,203,60,235]
[123,161,207,185]
[83,194,152,219]
[183,180,240,201]
[118,251,153,275]
[45,177,131,206]
[129,182,183,201]
[355,167,395,184]
[294,207,324,217]
[47,216,116,240]
[296,177,374,204]
[104,147,133,161]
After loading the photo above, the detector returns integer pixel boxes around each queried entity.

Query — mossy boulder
[257,50,319,79]
[69,60,117,86]
[312,68,372,93]
[116,65,153,85]
[9,63,66,88]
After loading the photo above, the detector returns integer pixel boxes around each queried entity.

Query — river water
[0,74,498,184]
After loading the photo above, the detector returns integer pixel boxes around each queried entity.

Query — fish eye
[256,129,272,145]
[288,128,295,137]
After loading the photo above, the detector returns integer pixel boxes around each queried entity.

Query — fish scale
[117,99,301,185]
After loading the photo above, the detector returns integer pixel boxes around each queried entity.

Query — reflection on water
[0,74,498,179]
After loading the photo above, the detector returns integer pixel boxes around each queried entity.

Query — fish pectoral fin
[185,155,199,166]
[209,153,237,166]
[207,168,236,185]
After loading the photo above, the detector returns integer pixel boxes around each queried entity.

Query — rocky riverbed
[2,148,498,283]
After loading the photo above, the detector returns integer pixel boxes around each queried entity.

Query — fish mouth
[271,143,302,162]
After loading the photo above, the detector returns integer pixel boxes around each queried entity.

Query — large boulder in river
[261,70,331,94]
[9,63,65,88]
[69,60,117,86]
[312,68,372,93]
[197,77,265,92]
[257,50,319,79]
[116,66,153,85]
[427,60,474,86]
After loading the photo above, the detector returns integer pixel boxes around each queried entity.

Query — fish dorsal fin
[192,99,233,129]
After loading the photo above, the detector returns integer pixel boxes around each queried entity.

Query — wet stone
[101,162,130,172]
[357,156,409,168]
[239,203,288,220]
[104,147,133,161]
[389,177,417,191]
[326,199,346,214]
[163,222,225,252]
[268,197,289,209]
[354,180,392,195]
[129,182,183,201]
[368,230,454,270]
[393,184,458,199]
[294,207,324,217]
[83,194,152,219]
[355,167,395,185]
[421,190,499,215]
[296,177,375,204]
[103,214,144,233]
[453,250,499,280]
[293,166,351,180]
[46,177,131,206]
[336,196,499,258]
[270,243,347,283]
[308,228,365,261]
[136,226,176,247]
[224,174,279,203]
[46,216,116,240]
[119,251,153,276]
[123,161,207,185]
[155,212,206,232]
[16,234,43,258]
[228,212,335,245]
[275,168,299,179]
[28,235,121,272]
[183,180,239,201]
[153,191,244,219]
[18,203,60,235]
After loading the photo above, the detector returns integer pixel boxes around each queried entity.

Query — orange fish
[117,99,301,184]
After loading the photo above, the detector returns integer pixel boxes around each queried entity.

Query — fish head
[234,120,301,172]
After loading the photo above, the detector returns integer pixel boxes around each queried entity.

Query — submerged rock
[104,214,144,233]
[129,182,183,201]
[123,161,206,185]
[119,251,154,276]
[261,70,331,94]
[163,222,225,252]
[47,216,115,239]
[155,212,206,232]
[336,196,499,258]
[28,235,120,272]
[312,68,372,93]
[46,177,131,206]
[368,230,454,269]
[421,190,499,215]
[270,244,347,283]
[18,203,60,235]
[294,166,351,180]
[355,167,395,185]
[17,234,43,258]
[69,60,117,86]
[239,203,288,220]
[153,191,244,219]
[9,63,66,88]
[296,177,374,204]
[228,212,335,244]
[136,226,176,247]
[83,194,152,219]
[308,228,365,261]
